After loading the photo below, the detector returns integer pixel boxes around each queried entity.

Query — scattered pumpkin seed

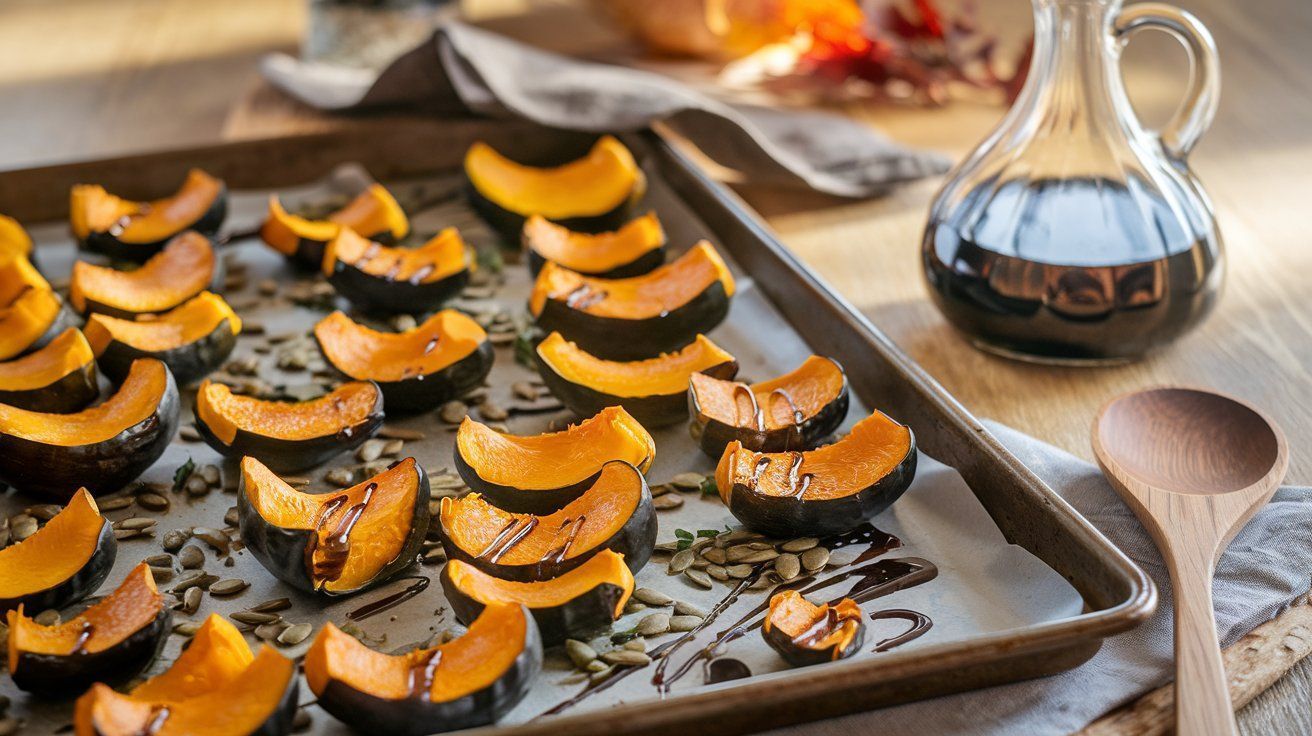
[512,382,539,401]
[171,572,218,594]
[278,623,313,646]
[623,638,647,652]
[162,529,190,551]
[565,639,597,668]
[378,425,425,441]
[801,546,830,571]
[623,600,646,615]
[185,475,210,496]
[114,528,149,541]
[706,564,729,581]
[381,439,405,457]
[255,622,288,641]
[589,665,614,684]
[232,611,280,626]
[356,439,385,463]
[780,537,819,553]
[224,507,240,526]
[701,547,727,565]
[249,598,292,613]
[673,601,708,618]
[668,548,694,574]
[439,401,468,424]
[738,549,780,564]
[193,527,231,554]
[652,494,684,511]
[210,579,249,597]
[669,615,703,632]
[198,464,221,485]
[180,586,203,615]
[144,553,172,567]
[683,569,713,589]
[25,504,60,521]
[726,564,754,579]
[670,473,705,491]
[117,517,158,531]
[33,609,60,626]
[600,649,651,666]
[137,492,170,511]
[149,565,174,582]
[10,516,37,541]
[323,468,356,487]
[632,588,673,606]
[636,613,671,636]
[173,622,201,637]
[748,575,776,591]
[479,401,508,421]
[775,553,802,580]
[98,496,133,511]
[725,545,758,563]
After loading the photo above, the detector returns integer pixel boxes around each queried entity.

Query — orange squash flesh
[84,291,241,354]
[69,169,222,244]
[692,356,845,431]
[0,328,93,392]
[0,489,103,599]
[0,215,33,262]
[197,379,381,445]
[717,411,912,502]
[529,241,735,320]
[537,332,733,397]
[314,309,486,382]
[261,184,409,257]
[69,232,216,315]
[128,614,253,703]
[241,457,420,593]
[522,212,664,274]
[0,358,167,446]
[444,550,634,618]
[8,562,162,665]
[764,590,863,658]
[305,602,528,702]
[323,226,471,283]
[466,136,641,219]
[75,645,295,736]
[456,406,654,491]
[0,256,60,361]
[440,463,641,568]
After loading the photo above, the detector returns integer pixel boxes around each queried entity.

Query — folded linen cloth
[261,21,949,198]
[769,420,1312,735]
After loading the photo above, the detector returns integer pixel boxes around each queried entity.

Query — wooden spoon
[1092,387,1288,736]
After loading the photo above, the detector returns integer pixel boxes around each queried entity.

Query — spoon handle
[1169,550,1236,735]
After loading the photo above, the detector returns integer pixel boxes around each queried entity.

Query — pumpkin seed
[173,622,201,637]
[636,613,670,636]
[224,507,239,526]
[649,483,672,497]
[185,475,210,496]
[171,572,218,593]
[25,504,60,521]
[114,528,149,541]
[738,549,779,564]
[381,439,405,457]
[378,425,425,441]
[706,564,728,581]
[632,587,673,606]
[255,622,288,641]
[780,537,819,553]
[669,615,703,632]
[683,569,713,589]
[144,554,172,567]
[623,638,647,652]
[10,516,36,541]
[178,545,204,569]
[717,530,762,546]
[749,575,776,591]
[670,473,705,491]
[512,382,539,401]
[725,545,758,563]
[439,401,468,424]
[278,623,313,646]
[198,464,221,485]
[801,546,830,571]
[600,649,651,666]
[623,600,646,615]
[479,402,508,421]
[149,565,175,582]
[390,314,417,332]
[193,527,230,554]
[162,529,190,551]
[210,579,249,597]
[33,609,60,626]
[673,601,708,618]
[589,665,614,683]
[775,553,802,580]
[248,597,292,613]
[181,586,203,615]
[652,494,684,511]
[137,492,170,511]
[356,438,385,463]
[232,611,280,626]
[668,548,694,574]
[565,639,597,668]
[584,659,609,673]
[726,564,754,579]
[117,517,158,531]
[700,547,727,565]
[98,496,133,511]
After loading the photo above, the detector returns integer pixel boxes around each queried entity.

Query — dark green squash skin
[0,359,99,414]
[75,256,226,320]
[440,565,628,647]
[327,260,469,315]
[533,280,731,361]
[245,674,300,736]
[0,368,179,499]
[0,520,115,614]
[193,382,385,473]
[96,317,237,386]
[688,364,851,460]
[535,352,737,428]
[763,614,865,667]
[525,244,664,280]
[316,337,494,415]
[723,432,918,538]
[237,463,431,596]
[453,449,597,516]
[438,461,656,582]
[79,188,227,263]
[313,608,541,736]
[464,175,645,243]
[10,302,81,361]
[10,607,172,697]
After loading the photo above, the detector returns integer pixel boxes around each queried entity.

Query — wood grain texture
[1093,387,1291,736]
[2,0,1312,733]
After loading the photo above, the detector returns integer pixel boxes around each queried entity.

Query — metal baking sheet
[0,121,1154,736]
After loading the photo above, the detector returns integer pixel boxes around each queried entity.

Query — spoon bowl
[1093,386,1287,736]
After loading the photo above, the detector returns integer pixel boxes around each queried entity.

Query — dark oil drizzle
[705,658,751,684]
[70,621,95,655]
[138,705,170,736]
[408,649,443,700]
[307,483,377,586]
[477,517,539,563]
[346,576,432,622]
[868,609,933,652]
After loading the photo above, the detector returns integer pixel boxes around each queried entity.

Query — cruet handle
[1113,3,1221,160]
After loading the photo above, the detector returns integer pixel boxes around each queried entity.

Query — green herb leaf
[696,529,719,539]
[476,246,505,275]
[514,325,545,369]
[674,529,694,541]
[172,458,196,492]
[700,478,718,497]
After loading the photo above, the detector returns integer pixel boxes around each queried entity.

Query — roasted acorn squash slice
[239,456,431,595]
[323,226,472,313]
[762,590,865,666]
[314,309,493,413]
[195,379,384,472]
[465,135,646,238]
[439,460,656,582]
[716,410,917,537]
[0,358,179,499]
[529,241,734,360]
[523,212,665,279]
[454,406,655,514]
[69,232,221,318]
[535,331,736,427]
[85,291,240,384]
[441,549,634,647]
[0,488,115,615]
[69,169,227,262]
[305,603,541,736]
[0,255,76,361]
[75,626,298,736]
[689,355,850,459]
[0,215,33,263]
[260,183,409,268]
[8,562,170,695]
[0,327,99,413]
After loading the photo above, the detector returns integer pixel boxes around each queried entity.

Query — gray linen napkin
[260,21,949,197]
[769,420,1312,735]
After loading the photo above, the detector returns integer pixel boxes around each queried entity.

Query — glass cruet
[920,0,1222,364]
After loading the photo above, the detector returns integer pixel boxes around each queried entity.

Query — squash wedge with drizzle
[763,590,865,666]
[69,169,226,262]
[323,226,473,314]
[0,255,77,361]
[69,231,222,319]
[261,183,409,269]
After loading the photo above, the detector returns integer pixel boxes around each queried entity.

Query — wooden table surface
[3,0,1310,732]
